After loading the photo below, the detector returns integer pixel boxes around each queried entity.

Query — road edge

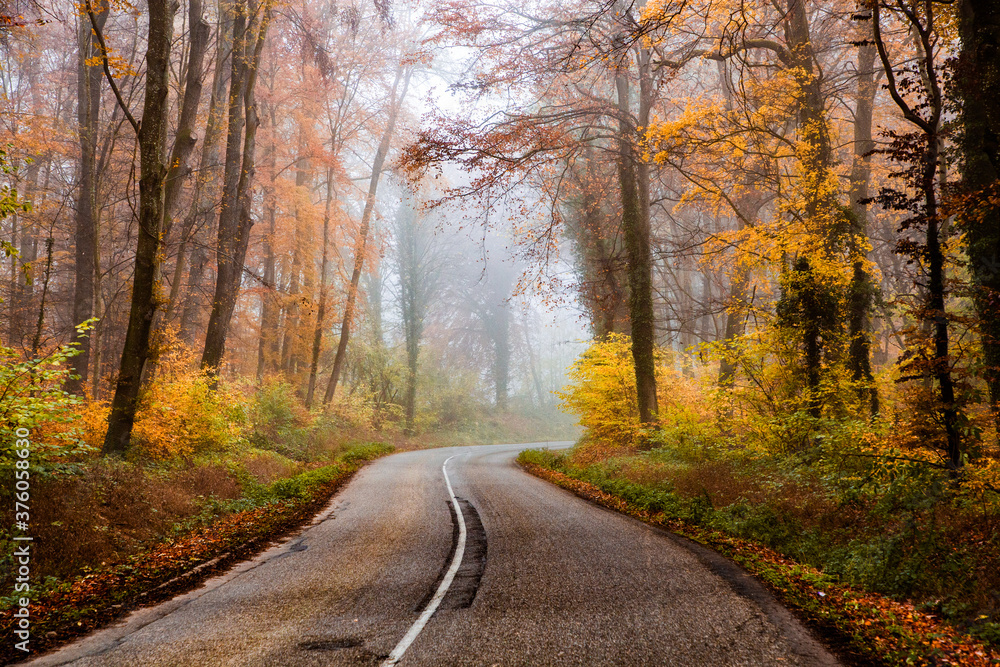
[517,460,886,667]
[3,449,391,666]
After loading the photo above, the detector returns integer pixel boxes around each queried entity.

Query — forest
[0,0,999,663]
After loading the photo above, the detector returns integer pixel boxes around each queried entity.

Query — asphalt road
[27,443,840,666]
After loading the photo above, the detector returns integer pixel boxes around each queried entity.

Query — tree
[561,150,629,338]
[956,0,1000,431]
[642,0,874,419]
[613,2,658,423]
[323,64,412,403]
[66,4,107,396]
[100,0,176,455]
[846,27,881,416]
[169,3,233,339]
[305,167,335,407]
[391,190,447,431]
[201,0,273,377]
[868,0,962,468]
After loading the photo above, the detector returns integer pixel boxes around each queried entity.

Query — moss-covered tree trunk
[615,66,657,425]
[958,0,1000,432]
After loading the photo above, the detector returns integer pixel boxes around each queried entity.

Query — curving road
[27,444,840,666]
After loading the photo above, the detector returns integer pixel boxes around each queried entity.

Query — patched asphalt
[25,443,840,666]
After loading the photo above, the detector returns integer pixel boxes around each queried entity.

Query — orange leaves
[131,346,248,460]
[83,51,137,78]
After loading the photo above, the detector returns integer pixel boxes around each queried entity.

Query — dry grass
[241,454,302,484]
[5,461,244,585]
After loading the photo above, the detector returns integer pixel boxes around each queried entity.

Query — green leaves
[0,333,93,465]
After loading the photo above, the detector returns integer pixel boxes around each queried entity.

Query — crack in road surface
[380,455,466,667]
[444,499,487,610]
[414,498,487,612]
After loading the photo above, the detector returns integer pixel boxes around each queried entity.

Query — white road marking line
[381,455,467,667]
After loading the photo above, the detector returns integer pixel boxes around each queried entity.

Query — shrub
[0,340,92,464]
[557,333,712,453]
[131,352,247,460]
[247,380,312,458]
[518,448,567,469]
[556,334,642,448]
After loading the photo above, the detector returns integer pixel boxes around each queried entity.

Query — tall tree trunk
[10,160,40,351]
[30,237,54,359]
[872,1,961,467]
[402,260,420,432]
[257,105,280,381]
[67,7,107,395]
[958,0,1000,432]
[492,305,510,411]
[402,277,419,433]
[256,197,279,380]
[280,142,311,374]
[324,66,411,403]
[166,6,232,325]
[521,311,545,407]
[717,261,749,388]
[179,245,209,343]
[615,65,658,424]
[395,198,429,433]
[847,37,879,415]
[163,0,209,234]
[201,0,272,377]
[102,0,174,455]
[678,256,696,378]
[925,138,961,468]
[90,270,104,398]
[305,170,334,407]
[142,0,211,386]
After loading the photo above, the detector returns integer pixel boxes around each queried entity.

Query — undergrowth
[519,440,1000,660]
[548,335,1000,653]
[0,441,392,612]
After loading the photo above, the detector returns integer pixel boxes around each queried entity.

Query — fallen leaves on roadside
[521,462,1000,667]
[0,461,365,665]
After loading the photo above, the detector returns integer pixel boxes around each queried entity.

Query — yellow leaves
[83,50,137,78]
[557,333,640,448]
[644,101,727,163]
[964,454,1000,497]
[131,346,248,460]
[557,334,710,452]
